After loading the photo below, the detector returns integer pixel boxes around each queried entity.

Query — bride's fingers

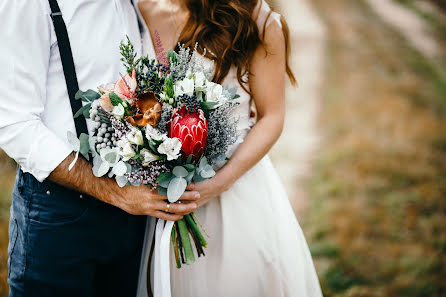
[186,183,195,191]
[178,190,200,201]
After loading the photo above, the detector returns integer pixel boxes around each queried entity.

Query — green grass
[307,0,446,296]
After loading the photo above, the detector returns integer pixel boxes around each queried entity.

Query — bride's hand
[187,174,232,208]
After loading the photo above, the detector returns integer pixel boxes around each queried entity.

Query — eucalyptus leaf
[74,103,91,119]
[183,164,195,172]
[112,161,127,177]
[157,172,173,188]
[77,89,101,102]
[201,165,216,179]
[104,151,118,165]
[67,131,80,151]
[199,156,208,170]
[158,186,168,196]
[116,175,128,188]
[200,101,218,111]
[173,166,188,178]
[185,171,195,183]
[167,177,187,203]
[79,133,90,160]
[93,159,110,177]
[192,173,206,183]
[83,107,91,119]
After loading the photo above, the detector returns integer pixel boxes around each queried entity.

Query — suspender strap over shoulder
[47,0,89,138]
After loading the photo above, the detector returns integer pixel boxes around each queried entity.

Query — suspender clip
[50,12,62,19]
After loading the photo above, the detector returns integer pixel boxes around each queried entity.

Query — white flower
[205,82,226,107]
[145,125,167,142]
[140,148,159,166]
[194,72,207,91]
[175,77,195,97]
[116,139,136,161]
[112,103,125,119]
[127,127,144,146]
[158,138,182,161]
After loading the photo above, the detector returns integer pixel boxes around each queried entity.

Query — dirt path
[366,0,441,59]
[269,0,326,216]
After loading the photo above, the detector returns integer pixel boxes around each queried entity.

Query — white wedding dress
[135,1,323,296]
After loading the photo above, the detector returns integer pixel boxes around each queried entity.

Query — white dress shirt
[0,0,152,182]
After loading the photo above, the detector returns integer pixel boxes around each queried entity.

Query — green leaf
[200,164,216,179]
[177,219,195,265]
[116,175,128,188]
[79,133,90,161]
[75,89,101,102]
[200,101,218,111]
[104,151,118,164]
[183,164,195,172]
[167,177,187,203]
[158,186,167,196]
[173,166,188,178]
[168,50,178,65]
[164,76,175,99]
[74,103,91,119]
[192,172,206,182]
[157,172,173,188]
[109,92,123,107]
[83,107,91,119]
[185,171,195,183]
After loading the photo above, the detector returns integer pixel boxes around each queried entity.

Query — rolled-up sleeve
[0,0,73,182]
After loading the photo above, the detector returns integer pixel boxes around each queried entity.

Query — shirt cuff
[23,131,74,183]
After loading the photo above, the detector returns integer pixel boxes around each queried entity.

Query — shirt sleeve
[0,0,73,182]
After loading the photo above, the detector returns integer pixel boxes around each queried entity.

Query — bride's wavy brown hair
[177,0,296,92]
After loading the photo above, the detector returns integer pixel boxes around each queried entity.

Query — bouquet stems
[171,213,208,268]
[176,218,195,265]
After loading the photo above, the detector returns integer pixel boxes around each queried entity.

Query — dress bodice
[134,0,281,157]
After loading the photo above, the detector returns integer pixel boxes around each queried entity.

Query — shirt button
[46,190,51,195]
[79,194,84,199]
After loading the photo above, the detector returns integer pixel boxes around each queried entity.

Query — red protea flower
[169,106,208,157]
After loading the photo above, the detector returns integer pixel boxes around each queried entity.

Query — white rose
[145,125,167,142]
[175,77,195,97]
[194,72,207,91]
[205,82,226,107]
[127,127,144,146]
[112,103,125,119]
[158,138,182,161]
[117,139,136,161]
[140,148,159,166]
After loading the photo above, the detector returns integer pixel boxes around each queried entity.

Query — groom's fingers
[152,211,184,221]
[152,201,197,215]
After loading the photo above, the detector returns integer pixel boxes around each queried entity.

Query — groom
[0,1,198,296]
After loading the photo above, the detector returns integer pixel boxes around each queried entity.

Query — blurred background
[0,0,445,296]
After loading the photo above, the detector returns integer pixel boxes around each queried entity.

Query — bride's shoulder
[252,0,282,38]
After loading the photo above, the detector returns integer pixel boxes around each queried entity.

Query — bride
[135,0,323,296]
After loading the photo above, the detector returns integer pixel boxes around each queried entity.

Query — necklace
[169,0,181,39]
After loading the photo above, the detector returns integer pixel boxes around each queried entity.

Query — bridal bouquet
[68,38,239,268]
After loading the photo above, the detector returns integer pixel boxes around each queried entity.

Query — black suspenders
[47,0,89,138]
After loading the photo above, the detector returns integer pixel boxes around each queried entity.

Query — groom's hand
[114,185,199,221]
[49,153,199,221]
